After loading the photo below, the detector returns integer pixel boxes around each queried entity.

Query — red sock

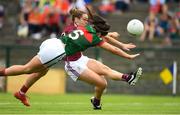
[19,85,29,94]
[0,68,6,76]
[122,74,131,82]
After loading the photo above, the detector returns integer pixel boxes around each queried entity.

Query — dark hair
[86,7,110,36]
[69,8,86,22]
[92,15,110,36]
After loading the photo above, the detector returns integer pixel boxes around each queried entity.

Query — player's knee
[98,81,107,90]
[40,69,48,77]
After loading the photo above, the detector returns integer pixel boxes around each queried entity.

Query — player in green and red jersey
[61,25,104,56]
[0,8,142,109]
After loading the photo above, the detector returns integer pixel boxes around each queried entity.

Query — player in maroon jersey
[0,8,142,109]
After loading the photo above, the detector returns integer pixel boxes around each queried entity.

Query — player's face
[79,14,89,26]
[74,14,89,26]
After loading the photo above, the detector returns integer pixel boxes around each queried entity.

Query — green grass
[0,93,180,114]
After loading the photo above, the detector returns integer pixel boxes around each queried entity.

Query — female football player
[0,8,142,109]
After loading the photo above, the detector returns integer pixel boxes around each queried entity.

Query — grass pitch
[0,93,180,114]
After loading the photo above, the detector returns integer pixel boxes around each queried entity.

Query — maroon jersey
[63,23,77,34]
[62,23,82,61]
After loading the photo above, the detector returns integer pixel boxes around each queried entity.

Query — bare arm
[104,34,136,51]
[99,42,140,59]
[107,32,120,39]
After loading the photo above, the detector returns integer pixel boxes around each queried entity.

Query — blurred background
[0,0,179,95]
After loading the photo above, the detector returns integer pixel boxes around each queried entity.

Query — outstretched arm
[99,42,140,59]
[107,32,120,39]
[104,33,136,51]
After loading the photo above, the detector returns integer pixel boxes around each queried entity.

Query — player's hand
[129,53,140,59]
[108,32,120,39]
[122,43,136,51]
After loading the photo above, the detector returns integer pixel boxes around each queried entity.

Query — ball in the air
[127,19,144,36]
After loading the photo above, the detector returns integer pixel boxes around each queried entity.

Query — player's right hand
[129,53,140,59]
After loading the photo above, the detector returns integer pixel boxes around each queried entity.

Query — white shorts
[64,55,89,81]
[37,38,66,67]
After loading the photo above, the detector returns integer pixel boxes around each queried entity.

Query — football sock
[19,85,29,94]
[122,74,131,82]
[0,68,6,76]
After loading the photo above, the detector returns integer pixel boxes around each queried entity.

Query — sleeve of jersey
[85,24,96,33]
[87,25,105,46]
[97,36,108,46]
[63,23,76,34]
[92,34,105,46]
[97,40,105,46]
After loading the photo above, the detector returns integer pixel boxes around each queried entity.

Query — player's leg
[14,69,48,106]
[79,69,107,99]
[23,68,49,88]
[87,59,142,85]
[78,69,107,109]
[0,38,65,77]
[0,55,46,76]
[64,55,106,109]
[87,59,123,80]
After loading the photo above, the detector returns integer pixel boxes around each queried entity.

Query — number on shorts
[68,30,84,40]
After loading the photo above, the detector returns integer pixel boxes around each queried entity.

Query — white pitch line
[0,113,179,115]
[0,102,180,106]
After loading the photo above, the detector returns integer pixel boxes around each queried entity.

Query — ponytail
[86,6,110,36]
[69,8,86,21]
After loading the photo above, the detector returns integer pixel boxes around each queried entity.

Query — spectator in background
[0,4,4,29]
[114,0,130,15]
[38,0,61,38]
[99,0,115,15]
[27,1,44,40]
[54,0,70,26]
[169,16,180,40]
[140,12,164,41]
[19,0,34,26]
[83,0,94,15]
[158,4,172,35]
[74,0,87,11]
[174,2,180,25]
[46,7,61,38]
[38,0,55,8]
[149,0,167,15]
[17,0,33,38]
[84,0,93,5]
[17,0,75,39]
[156,4,171,44]
[164,15,180,46]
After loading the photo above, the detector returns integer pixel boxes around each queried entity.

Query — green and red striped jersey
[60,24,104,56]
